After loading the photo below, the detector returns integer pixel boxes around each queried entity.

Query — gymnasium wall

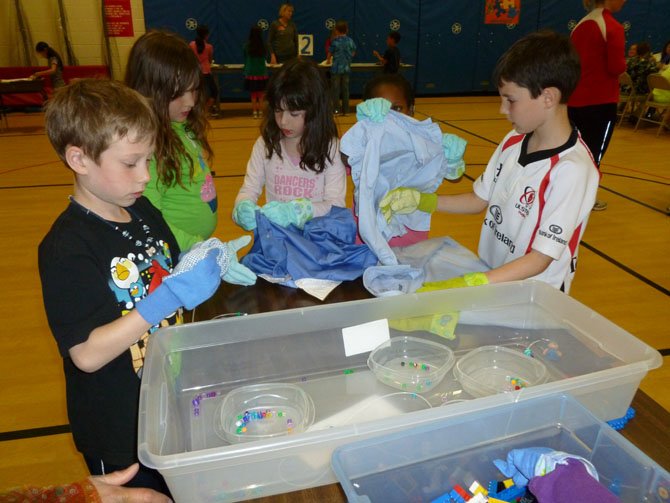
[2,1,668,96]
[143,0,669,98]
[0,0,146,79]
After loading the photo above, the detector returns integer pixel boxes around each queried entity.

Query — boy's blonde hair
[45,79,157,166]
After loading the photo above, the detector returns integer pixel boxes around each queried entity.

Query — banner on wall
[104,0,134,37]
[484,0,520,25]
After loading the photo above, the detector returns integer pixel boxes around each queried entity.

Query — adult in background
[568,0,626,211]
[31,41,66,90]
[626,41,659,96]
[268,3,298,64]
[660,40,670,69]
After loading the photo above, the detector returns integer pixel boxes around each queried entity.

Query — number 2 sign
[299,34,313,56]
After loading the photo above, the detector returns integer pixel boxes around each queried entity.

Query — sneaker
[592,200,608,211]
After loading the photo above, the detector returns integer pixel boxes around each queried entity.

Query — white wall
[0,0,147,79]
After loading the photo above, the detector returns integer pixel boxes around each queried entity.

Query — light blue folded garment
[341,110,451,266]
[363,236,489,297]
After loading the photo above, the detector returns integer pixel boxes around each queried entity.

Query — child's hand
[379,188,438,223]
[442,133,467,162]
[356,98,391,123]
[261,199,313,229]
[136,248,221,325]
[221,236,256,286]
[442,133,468,180]
[188,237,256,286]
[232,199,260,231]
[416,272,489,292]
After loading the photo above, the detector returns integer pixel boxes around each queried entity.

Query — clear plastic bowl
[367,336,455,393]
[454,345,548,398]
[216,383,315,444]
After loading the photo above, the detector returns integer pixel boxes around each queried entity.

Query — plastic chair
[634,73,670,135]
[616,72,642,126]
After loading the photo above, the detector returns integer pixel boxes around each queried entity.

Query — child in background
[381,30,599,294]
[327,19,357,115]
[342,73,467,262]
[373,31,401,74]
[189,25,220,118]
[359,73,428,247]
[232,58,346,231]
[31,41,66,90]
[363,72,415,116]
[126,30,218,252]
[39,79,252,495]
[244,25,269,119]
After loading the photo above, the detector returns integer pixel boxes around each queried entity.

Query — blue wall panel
[537,0,584,34]
[648,0,670,53]
[617,0,653,52]
[473,1,540,92]
[416,0,482,94]
[143,0,669,98]
[352,0,419,95]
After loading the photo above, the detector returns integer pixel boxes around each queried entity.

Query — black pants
[84,455,172,497]
[568,103,617,167]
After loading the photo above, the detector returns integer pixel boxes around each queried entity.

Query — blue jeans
[331,73,351,114]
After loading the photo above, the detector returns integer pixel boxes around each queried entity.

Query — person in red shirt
[568,0,627,211]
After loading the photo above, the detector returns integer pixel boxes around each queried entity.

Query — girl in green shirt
[125,30,218,251]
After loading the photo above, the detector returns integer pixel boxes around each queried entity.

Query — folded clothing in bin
[242,206,378,289]
[529,458,620,503]
[493,447,598,487]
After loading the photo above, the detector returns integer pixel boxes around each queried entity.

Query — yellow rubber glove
[379,188,439,223]
[417,272,489,292]
[389,312,459,340]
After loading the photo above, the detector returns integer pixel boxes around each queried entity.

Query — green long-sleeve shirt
[143,122,218,251]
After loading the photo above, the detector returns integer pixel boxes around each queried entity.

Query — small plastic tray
[367,336,455,393]
[216,383,315,444]
[454,345,547,397]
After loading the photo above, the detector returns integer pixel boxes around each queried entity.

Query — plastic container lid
[367,336,455,393]
[454,345,547,398]
[216,383,315,443]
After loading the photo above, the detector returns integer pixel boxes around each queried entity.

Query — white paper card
[342,318,389,357]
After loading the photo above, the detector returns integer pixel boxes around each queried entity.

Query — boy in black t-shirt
[39,79,254,495]
[373,31,401,74]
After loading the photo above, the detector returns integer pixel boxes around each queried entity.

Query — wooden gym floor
[0,96,668,489]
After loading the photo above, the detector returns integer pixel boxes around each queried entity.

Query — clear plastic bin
[138,281,662,502]
[331,393,670,503]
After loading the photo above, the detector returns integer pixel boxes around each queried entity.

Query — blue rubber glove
[379,188,438,223]
[189,236,256,286]
[442,133,467,180]
[260,199,313,229]
[493,448,554,487]
[356,97,392,123]
[136,248,221,325]
[417,272,488,292]
[232,199,260,231]
[222,236,256,286]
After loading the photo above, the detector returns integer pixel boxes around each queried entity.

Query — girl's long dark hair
[262,58,337,173]
[125,30,213,188]
[195,25,209,54]
[35,41,63,70]
[247,26,265,57]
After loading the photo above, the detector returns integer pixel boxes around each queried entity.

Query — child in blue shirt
[327,20,357,115]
